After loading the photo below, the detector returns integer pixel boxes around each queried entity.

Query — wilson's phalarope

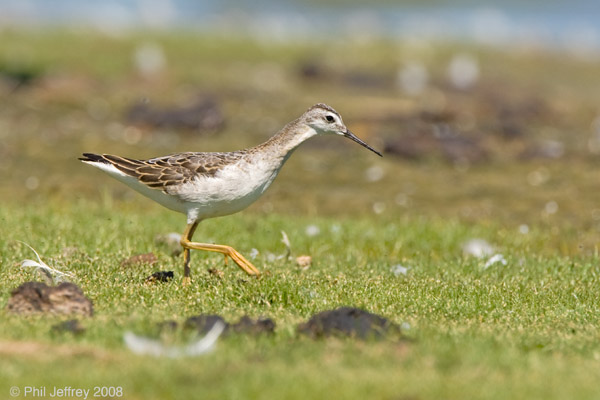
[80,103,381,283]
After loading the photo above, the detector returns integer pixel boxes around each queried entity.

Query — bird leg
[181,221,199,285]
[180,222,260,284]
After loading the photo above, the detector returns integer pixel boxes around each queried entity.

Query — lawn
[1,29,600,399]
[1,202,600,399]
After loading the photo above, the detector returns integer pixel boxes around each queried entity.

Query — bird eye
[325,115,335,122]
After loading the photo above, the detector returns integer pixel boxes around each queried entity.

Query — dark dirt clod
[121,252,158,267]
[298,61,390,89]
[6,281,94,317]
[185,314,229,335]
[145,271,174,283]
[383,128,489,164]
[125,96,224,133]
[51,319,86,335]
[231,316,276,335]
[297,307,399,339]
[0,64,42,90]
[184,314,276,336]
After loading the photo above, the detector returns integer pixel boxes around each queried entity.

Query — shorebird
[80,103,381,283]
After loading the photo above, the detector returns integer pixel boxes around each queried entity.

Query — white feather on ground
[123,321,226,358]
[18,241,75,284]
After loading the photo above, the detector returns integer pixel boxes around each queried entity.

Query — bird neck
[259,119,317,161]
[237,120,318,194]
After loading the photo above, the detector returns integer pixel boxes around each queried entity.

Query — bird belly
[114,173,190,214]
[173,160,280,220]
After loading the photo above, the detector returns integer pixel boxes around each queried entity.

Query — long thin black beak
[343,130,383,157]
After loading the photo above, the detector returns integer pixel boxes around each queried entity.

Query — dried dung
[184,314,276,336]
[7,282,93,317]
[231,316,276,335]
[297,307,398,339]
[185,315,228,335]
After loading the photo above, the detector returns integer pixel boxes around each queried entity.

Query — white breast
[171,157,283,221]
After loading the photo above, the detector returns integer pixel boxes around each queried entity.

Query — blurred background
[1,0,600,239]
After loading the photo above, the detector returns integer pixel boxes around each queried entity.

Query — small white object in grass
[165,232,182,243]
[249,248,259,260]
[395,193,409,207]
[539,140,564,159]
[527,168,550,186]
[519,224,529,234]
[400,322,411,331]
[365,165,385,182]
[266,252,286,262]
[545,201,559,215]
[18,241,75,284]
[281,231,291,248]
[280,230,292,258]
[483,253,507,269]
[448,54,479,90]
[391,264,409,276]
[397,62,428,95]
[124,320,225,358]
[134,42,166,77]
[25,176,39,190]
[123,126,142,145]
[154,232,182,255]
[305,225,320,237]
[372,202,386,214]
[462,238,494,258]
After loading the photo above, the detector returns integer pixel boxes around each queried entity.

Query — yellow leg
[181,222,199,286]
[180,222,260,283]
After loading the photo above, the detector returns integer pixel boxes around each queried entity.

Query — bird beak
[343,130,383,157]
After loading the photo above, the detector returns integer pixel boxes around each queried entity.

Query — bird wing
[80,152,246,191]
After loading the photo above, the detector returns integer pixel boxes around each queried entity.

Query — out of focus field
[2,30,600,229]
[1,26,600,400]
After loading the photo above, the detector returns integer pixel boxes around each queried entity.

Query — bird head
[301,103,382,157]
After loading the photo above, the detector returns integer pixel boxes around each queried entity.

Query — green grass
[1,201,600,399]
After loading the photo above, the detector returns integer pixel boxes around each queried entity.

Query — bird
[80,103,382,283]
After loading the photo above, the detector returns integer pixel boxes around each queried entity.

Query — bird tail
[79,153,107,163]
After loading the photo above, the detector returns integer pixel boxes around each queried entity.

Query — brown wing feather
[86,151,247,191]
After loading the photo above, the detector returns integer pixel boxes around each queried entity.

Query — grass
[1,201,600,399]
[1,28,600,399]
